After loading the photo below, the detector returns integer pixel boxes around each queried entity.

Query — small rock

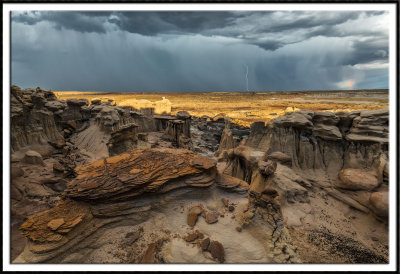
[140,243,156,263]
[208,240,225,263]
[63,129,71,135]
[205,211,219,224]
[236,226,242,232]
[22,150,45,166]
[221,198,229,207]
[228,205,235,212]
[187,205,203,227]
[371,236,379,242]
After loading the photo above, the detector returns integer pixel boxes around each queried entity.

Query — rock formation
[216,109,389,263]
[215,118,236,157]
[10,86,390,264]
[162,111,193,149]
[11,86,64,152]
[14,148,257,264]
[245,109,388,178]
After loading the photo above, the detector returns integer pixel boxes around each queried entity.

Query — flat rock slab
[66,148,217,201]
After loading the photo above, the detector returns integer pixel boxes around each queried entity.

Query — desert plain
[54,89,388,127]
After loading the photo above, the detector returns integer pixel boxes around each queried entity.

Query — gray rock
[273,112,313,131]
[22,150,45,166]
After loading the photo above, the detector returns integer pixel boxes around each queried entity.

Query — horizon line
[51,88,389,94]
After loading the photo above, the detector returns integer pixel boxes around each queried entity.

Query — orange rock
[20,199,90,244]
[47,218,65,231]
[140,243,156,263]
[66,148,217,201]
[188,205,203,227]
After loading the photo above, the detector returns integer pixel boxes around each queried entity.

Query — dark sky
[11,10,389,92]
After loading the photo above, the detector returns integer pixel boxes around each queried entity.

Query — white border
[3,3,397,272]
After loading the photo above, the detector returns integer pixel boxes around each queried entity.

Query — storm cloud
[11,10,389,91]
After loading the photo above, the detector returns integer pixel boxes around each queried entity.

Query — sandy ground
[55,186,270,264]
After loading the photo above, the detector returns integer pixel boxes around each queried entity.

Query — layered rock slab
[66,148,217,201]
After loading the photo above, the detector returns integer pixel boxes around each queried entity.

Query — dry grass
[54,90,388,127]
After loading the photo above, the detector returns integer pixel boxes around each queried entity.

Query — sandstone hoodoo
[10,86,390,265]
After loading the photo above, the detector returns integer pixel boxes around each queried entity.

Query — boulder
[21,150,45,166]
[48,140,66,149]
[369,191,388,218]
[312,124,342,141]
[176,111,191,119]
[336,169,379,191]
[312,111,340,126]
[272,112,313,131]
[45,101,66,112]
[66,99,89,107]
